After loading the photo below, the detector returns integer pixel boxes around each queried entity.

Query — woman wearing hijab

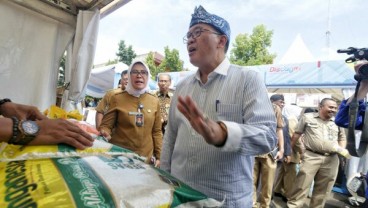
[99,60,162,167]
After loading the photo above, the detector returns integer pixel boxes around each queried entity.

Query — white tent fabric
[278,34,315,64]
[0,1,75,110]
[62,10,100,112]
[85,63,128,98]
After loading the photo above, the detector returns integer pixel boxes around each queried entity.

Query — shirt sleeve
[98,95,117,135]
[274,105,284,128]
[335,99,366,130]
[220,71,277,155]
[160,94,179,173]
[152,101,163,160]
[95,91,112,113]
[283,118,292,156]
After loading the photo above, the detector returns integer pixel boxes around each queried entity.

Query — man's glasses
[159,80,170,83]
[130,70,148,76]
[183,28,221,44]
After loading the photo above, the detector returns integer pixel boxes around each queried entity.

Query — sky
[93,0,368,70]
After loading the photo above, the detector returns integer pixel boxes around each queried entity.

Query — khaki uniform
[155,91,172,133]
[99,91,163,161]
[95,88,123,114]
[253,104,283,208]
[287,113,346,208]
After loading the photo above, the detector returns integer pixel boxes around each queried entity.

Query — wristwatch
[17,120,40,145]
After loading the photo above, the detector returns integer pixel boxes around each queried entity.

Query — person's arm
[0,116,93,149]
[338,127,347,148]
[95,93,110,129]
[177,70,276,156]
[0,117,13,142]
[346,79,368,105]
[291,132,302,154]
[177,95,227,147]
[98,96,118,140]
[275,127,284,160]
[30,119,94,149]
[0,100,46,120]
[274,105,284,160]
[336,62,368,129]
[152,101,163,167]
[95,112,104,129]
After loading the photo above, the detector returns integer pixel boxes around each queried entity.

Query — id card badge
[136,113,144,127]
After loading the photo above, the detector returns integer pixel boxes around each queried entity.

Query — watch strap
[8,117,19,144]
[0,98,11,115]
[9,120,37,145]
[0,98,11,106]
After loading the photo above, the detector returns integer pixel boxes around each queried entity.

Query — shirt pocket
[328,125,339,140]
[216,103,243,123]
[306,122,319,128]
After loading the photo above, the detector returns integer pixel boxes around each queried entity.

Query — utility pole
[326,0,332,58]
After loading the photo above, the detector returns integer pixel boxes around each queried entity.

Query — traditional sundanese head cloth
[190,5,231,48]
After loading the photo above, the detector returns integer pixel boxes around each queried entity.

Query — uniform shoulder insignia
[114,89,125,95]
[148,90,158,96]
[147,91,158,97]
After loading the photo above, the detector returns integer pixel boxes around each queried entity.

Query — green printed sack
[0,143,222,207]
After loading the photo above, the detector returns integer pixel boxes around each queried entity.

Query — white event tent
[0,0,131,111]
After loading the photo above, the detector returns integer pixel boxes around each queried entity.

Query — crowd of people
[2,4,368,207]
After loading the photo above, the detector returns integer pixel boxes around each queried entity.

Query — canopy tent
[247,60,357,101]
[85,63,128,98]
[162,60,357,102]
[278,34,316,64]
[0,0,131,111]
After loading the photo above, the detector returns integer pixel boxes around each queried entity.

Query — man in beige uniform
[287,98,346,208]
[253,103,284,208]
[95,70,128,128]
[272,95,301,202]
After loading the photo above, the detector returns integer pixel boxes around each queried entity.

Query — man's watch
[17,120,40,145]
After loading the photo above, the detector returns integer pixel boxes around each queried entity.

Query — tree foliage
[230,24,276,66]
[116,40,136,65]
[145,46,183,80]
[145,52,161,80]
[160,46,183,72]
[105,59,118,66]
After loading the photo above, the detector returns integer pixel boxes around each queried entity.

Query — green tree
[145,52,162,80]
[116,40,136,65]
[145,46,184,80]
[160,46,183,72]
[230,24,276,66]
[105,58,118,66]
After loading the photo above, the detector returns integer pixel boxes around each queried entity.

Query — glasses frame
[183,28,221,44]
[158,80,170,83]
[130,70,149,76]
